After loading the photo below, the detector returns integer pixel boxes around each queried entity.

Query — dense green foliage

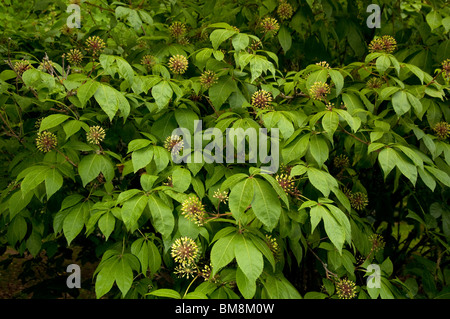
[0,0,449,299]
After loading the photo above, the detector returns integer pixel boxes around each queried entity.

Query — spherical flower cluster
[277,1,294,20]
[171,237,200,266]
[36,131,58,153]
[333,154,350,169]
[65,49,83,65]
[335,278,357,299]
[168,54,189,75]
[169,22,187,39]
[213,190,229,203]
[141,55,157,69]
[200,70,218,89]
[13,60,32,76]
[38,60,55,74]
[86,126,106,145]
[309,81,330,100]
[276,174,295,193]
[349,192,369,211]
[442,59,450,81]
[433,122,450,140]
[315,61,330,69]
[181,196,207,226]
[260,17,280,35]
[248,40,263,52]
[265,234,280,258]
[164,135,184,153]
[174,263,197,279]
[366,77,384,89]
[35,117,44,129]
[251,89,272,109]
[369,35,397,54]
[368,234,385,252]
[85,36,106,56]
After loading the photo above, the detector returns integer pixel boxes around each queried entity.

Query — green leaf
[7,215,27,245]
[278,26,292,52]
[426,10,442,30]
[115,57,134,85]
[132,145,153,173]
[78,154,114,187]
[328,69,344,96]
[376,55,391,74]
[147,194,174,238]
[45,168,63,199]
[94,84,120,121]
[406,92,423,117]
[147,289,181,299]
[392,91,411,116]
[306,70,328,91]
[146,240,162,274]
[321,111,339,136]
[152,146,170,173]
[234,234,263,282]
[425,166,450,187]
[140,174,158,192]
[63,203,88,245]
[323,204,351,254]
[232,33,249,51]
[63,120,88,140]
[21,166,50,197]
[174,109,199,134]
[95,256,118,298]
[395,153,418,185]
[309,134,328,168]
[151,80,173,110]
[210,29,237,50]
[115,255,134,297]
[262,274,302,299]
[39,114,70,132]
[121,194,148,231]
[98,212,115,241]
[209,75,238,108]
[281,133,310,164]
[378,148,398,178]
[172,167,191,193]
[251,178,281,231]
[211,232,239,276]
[9,190,33,220]
[229,178,254,220]
[307,167,335,197]
[236,266,257,299]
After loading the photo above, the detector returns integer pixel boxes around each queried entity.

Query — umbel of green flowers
[335,278,357,299]
[251,89,272,109]
[171,237,199,266]
[168,54,189,74]
[36,131,57,153]
[86,126,106,145]
[181,196,207,226]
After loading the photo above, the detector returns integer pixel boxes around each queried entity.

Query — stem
[307,245,338,279]
[183,274,199,298]
[0,111,25,146]
[425,70,443,88]
[55,148,78,167]
[338,123,371,146]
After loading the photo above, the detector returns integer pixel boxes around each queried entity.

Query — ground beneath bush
[0,247,97,299]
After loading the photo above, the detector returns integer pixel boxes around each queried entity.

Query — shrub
[0,0,449,299]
